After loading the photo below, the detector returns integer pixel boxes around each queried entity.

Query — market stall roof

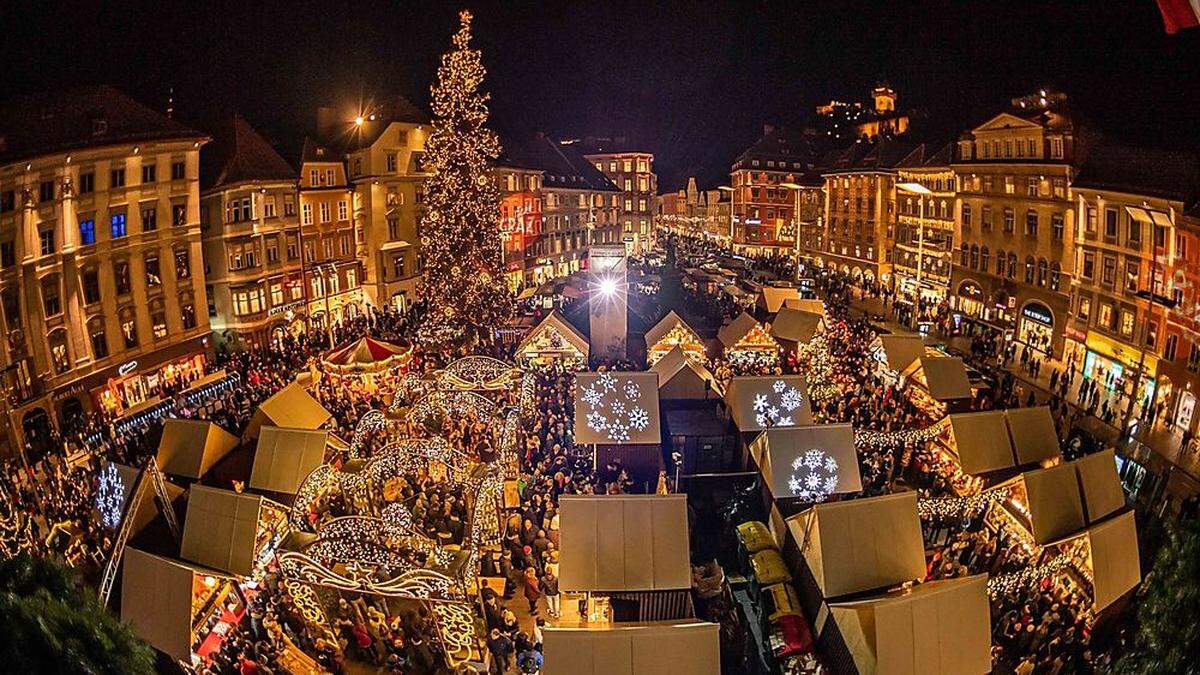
[1004,406,1061,465]
[321,336,413,373]
[722,283,747,297]
[717,312,766,349]
[785,297,826,317]
[1020,464,1087,544]
[558,494,690,592]
[1072,449,1125,524]
[249,426,329,494]
[749,424,863,500]
[787,491,925,598]
[760,286,800,314]
[725,375,813,432]
[573,371,662,444]
[156,419,240,479]
[516,311,590,359]
[945,411,1015,475]
[770,307,824,346]
[644,311,701,353]
[651,347,716,400]
[122,548,235,663]
[1078,510,1140,611]
[829,575,992,675]
[246,383,332,439]
[878,335,926,373]
[180,485,264,577]
[542,621,720,675]
[908,357,972,401]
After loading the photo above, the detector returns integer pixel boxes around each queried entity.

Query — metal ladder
[97,458,180,606]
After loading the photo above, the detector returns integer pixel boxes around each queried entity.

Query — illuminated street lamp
[896,181,933,329]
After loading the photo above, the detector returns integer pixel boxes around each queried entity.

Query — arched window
[960,243,969,266]
[970,245,980,269]
[1037,258,1048,286]
[48,329,70,374]
[1024,256,1036,284]
[1008,253,1017,279]
[119,307,138,349]
[980,246,990,272]
[87,316,108,359]
[41,275,62,317]
[1050,262,1061,291]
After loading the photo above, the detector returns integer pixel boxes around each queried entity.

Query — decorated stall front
[718,312,781,372]
[826,575,993,675]
[249,427,331,495]
[901,356,973,417]
[992,464,1087,545]
[156,419,240,480]
[244,383,332,440]
[873,335,926,375]
[515,311,590,369]
[644,310,706,366]
[542,621,720,675]
[725,375,813,432]
[749,424,863,502]
[1050,510,1140,613]
[770,307,825,351]
[651,347,717,400]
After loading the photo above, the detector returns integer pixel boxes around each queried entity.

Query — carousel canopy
[718,312,775,350]
[542,622,720,675]
[250,426,329,495]
[246,383,332,439]
[651,347,716,400]
[156,419,240,480]
[1072,449,1125,524]
[122,548,236,662]
[321,336,412,373]
[725,375,813,432]
[829,575,992,675]
[788,491,925,599]
[574,371,662,445]
[180,485,264,577]
[760,286,800,314]
[945,411,1015,475]
[1004,406,1061,465]
[1018,464,1087,545]
[906,357,972,401]
[559,494,691,592]
[770,307,824,347]
[878,335,926,373]
[749,424,863,500]
[516,311,590,360]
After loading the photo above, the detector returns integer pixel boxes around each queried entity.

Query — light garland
[986,554,1071,597]
[917,487,1011,519]
[438,355,521,391]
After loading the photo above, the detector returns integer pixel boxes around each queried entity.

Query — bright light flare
[599,277,618,297]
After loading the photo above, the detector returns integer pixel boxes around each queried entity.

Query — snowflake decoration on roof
[580,373,652,443]
[96,462,126,530]
[786,449,839,502]
[753,379,806,428]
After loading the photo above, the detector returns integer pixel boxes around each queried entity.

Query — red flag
[1157,0,1200,33]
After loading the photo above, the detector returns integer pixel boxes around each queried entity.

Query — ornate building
[657,177,731,242]
[893,143,956,311]
[950,91,1077,357]
[0,86,211,457]
[493,160,544,291]
[1163,211,1200,439]
[576,138,656,255]
[297,139,365,334]
[729,125,824,256]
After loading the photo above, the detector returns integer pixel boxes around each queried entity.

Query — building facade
[0,86,211,457]
[200,115,305,348]
[893,143,956,311]
[950,91,1076,357]
[656,177,730,243]
[494,161,544,290]
[578,139,656,255]
[815,84,910,143]
[729,126,824,256]
[298,139,365,334]
[1163,212,1200,439]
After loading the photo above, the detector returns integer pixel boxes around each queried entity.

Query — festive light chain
[95,461,126,530]
[407,389,501,430]
[437,355,522,391]
[986,554,1072,597]
[854,418,948,449]
[917,487,1011,519]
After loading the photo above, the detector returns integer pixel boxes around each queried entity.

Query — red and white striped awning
[321,337,413,374]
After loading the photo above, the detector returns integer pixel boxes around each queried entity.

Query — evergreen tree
[1110,518,1200,674]
[418,9,511,347]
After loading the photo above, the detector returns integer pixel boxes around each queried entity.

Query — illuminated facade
[577,139,656,255]
[656,177,730,242]
[730,125,822,256]
[893,143,956,308]
[200,115,305,348]
[950,90,1076,357]
[1162,212,1200,438]
[0,86,211,456]
[298,139,365,331]
[814,84,909,143]
[493,162,544,290]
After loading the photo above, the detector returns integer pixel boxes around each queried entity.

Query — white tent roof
[1072,449,1125,524]
[749,424,863,499]
[180,485,263,576]
[1020,464,1086,544]
[829,575,992,675]
[770,307,824,346]
[725,375,813,432]
[559,494,691,592]
[542,622,720,675]
[247,383,332,439]
[650,347,715,400]
[788,492,925,598]
[1004,406,1061,465]
[1082,510,1140,611]
[878,335,925,373]
[644,310,702,353]
[516,311,590,359]
[717,312,765,349]
[945,411,1014,475]
[156,419,240,479]
[760,286,800,314]
[250,426,330,494]
[785,297,826,317]
[121,548,233,662]
[909,357,972,401]
[574,371,662,445]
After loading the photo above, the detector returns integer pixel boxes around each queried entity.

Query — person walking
[540,568,561,618]
[522,567,543,616]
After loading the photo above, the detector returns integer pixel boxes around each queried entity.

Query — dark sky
[3,0,1198,190]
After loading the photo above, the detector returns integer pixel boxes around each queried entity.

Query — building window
[141,163,156,184]
[79,218,96,245]
[171,161,186,180]
[981,206,992,231]
[386,154,397,172]
[1104,208,1118,239]
[1051,213,1064,241]
[338,200,348,221]
[969,245,979,269]
[181,303,196,330]
[960,243,969,266]
[1101,256,1116,286]
[319,202,331,223]
[980,246,990,271]
[111,168,126,188]
[996,249,1007,276]
[1050,263,1061,291]
[145,255,162,286]
[270,283,284,306]
[266,240,279,263]
[142,207,158,231]
[283,195,295,216]
[387,217,400,240]
[325,169,335,185]
[110,213,127,239]
[114,261,131,295]
[232,287,265,316]
[1024,257,1035,284]
[1079,297,1091,321]
[79,172,95,194]
[286,235,299,260]
[42,278,61,317]
[393,255,405,279]
[121,316,138,348]
[1026,177,1038,196]
[1125,261,1140,293]
[1188,344,1200,373]
[263,195,277,218]
[0,241,14,268]
[1003,208,1014,233]
[1164,334,1178,361]
[90,326,108,359]
[1086,207,1097,234]
[1037,258,1048,286]
[1120,310,1135,337]
[1025,210,1038,237]
[1098,303,1113,328]
[961,204,972,229]
[1081,252,1094,279]
[302,203,313,225]
[39,229,55,256]
[175,249,191,279]
[82,269,101,304]
[49,331,69,374]
[152,312,168,339]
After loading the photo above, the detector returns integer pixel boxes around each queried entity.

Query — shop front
[1153,358,1200,435]
[87,337,211,418]
[1016,300,1055,355]
[1082,330,1158,406]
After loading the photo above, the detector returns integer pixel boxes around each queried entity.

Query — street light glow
[599,277,618,297]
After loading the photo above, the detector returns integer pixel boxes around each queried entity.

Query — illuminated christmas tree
[417,9,511,347]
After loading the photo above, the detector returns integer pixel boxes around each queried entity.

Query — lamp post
[781,182,805,280]
[897,182,933,329]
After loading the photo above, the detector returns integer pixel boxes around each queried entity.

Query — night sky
[3,0,1198,190]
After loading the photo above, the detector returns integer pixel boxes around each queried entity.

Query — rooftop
[500,133,620,192]
[200,114,296,190]
[1073,141,1200,207]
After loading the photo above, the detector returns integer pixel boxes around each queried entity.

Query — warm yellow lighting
[354,115,364,126]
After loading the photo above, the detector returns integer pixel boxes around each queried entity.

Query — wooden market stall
[749,424,863,502]
[943,411,1016,475]
[180,485,288,578]
[759,286,801,315]
[97,460,185,534]
[901,356,973,416]
[249,426,331,495]
[542,621,720,675]
[156,419,240,480]
[993,464,1086,545]
[717,312,781,371]
[1050,510,1141,613]
[770,307,825,351]
[1004,406,1062,466]
[515,311,590,369]
[725,375,814,432]
[651,347,717,400]
[874,335,926,374]
[644,310,706,366]
[244,383,332,440]
[784,298,826,317]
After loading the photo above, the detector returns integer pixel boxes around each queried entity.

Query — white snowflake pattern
[780,387,804,412]
[773,380,787,393]
[586,411,608,432]
[581,386,604,407]
[596,371,617,392]
[624,382,641,399]
[628,407,650,431]
[786,448,839,502]
[581,374,653,443]
[752,393,770,412]
[751,380,807,427]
